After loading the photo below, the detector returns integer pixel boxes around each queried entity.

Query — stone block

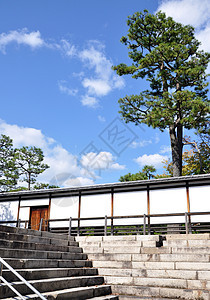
[133,277,187,289]
[198,271,210,280]
[103,246,141,254]
[104,276,134,285]
[132,261,175,270]
[88,253,132,261]
[176,262,210,270]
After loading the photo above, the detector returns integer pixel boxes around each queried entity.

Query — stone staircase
[0,225,118,299]
[76,234,210,300]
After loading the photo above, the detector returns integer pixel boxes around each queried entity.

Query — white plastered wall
[114,191,147,225]
[189,186,210,222]
[0,201,19,226]
[80,194,111,226]
[50,196,79,227]
[150,188,187,224]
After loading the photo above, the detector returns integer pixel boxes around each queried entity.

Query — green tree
[119,165,156,182]
[33,183,59,190]
[0,135,18,191]
[163,136,210,176]
[15,146,49,190]
[113,10,210,177]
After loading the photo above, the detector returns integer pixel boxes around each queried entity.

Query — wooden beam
[186,182,190,213]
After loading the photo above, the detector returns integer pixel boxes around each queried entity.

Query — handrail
[0,257,47,300]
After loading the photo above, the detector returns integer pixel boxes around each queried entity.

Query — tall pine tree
[113,10,210,176]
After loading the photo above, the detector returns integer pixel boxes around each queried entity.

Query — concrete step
[92,259,210,272]
[164,239,210,247]
[0,231,75,247]
[165,233,210,240]
[88,252,210,262]
[0,224,73,241]
[3,284,115,299]
[97,268,199,280]
[104,276,210,290]
[0,238,79,252]
[111,285,209,300]
[3,267,98,281]
[5,258,93,269]
[0,248,87,260]
[0,275,105,298]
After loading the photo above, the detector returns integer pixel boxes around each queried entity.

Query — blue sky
[0,0,209,187]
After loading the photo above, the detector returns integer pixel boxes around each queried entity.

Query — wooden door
[30,206,49,231]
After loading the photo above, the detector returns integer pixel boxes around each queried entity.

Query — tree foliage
[15,146,49,190]
[0,135,18,191]
[163,133,210,176]
[119,165,156,182]
[0,135,50,191]
[113,10,210,177]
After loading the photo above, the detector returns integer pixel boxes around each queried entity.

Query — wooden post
[104,215,107,236]
[16,196,21,227]
[143,214,146,235]
[147,185,151,235]
[77,192,81,236]
[186,182,192,233]
[68,217,72,237]
[111,188,114,236]
[48,193,51,232]
[185,212,189,234]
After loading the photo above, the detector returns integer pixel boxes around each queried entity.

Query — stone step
[76,235,160,242]
[111,285,209,300]
[87,253,210,262]
[171,246,210,254]
[3,267,98,281]
[3,284,115,299]
[0,231,74,247]
[0,224,73,241]
[0,275,105,298]
[0,248,86,260]
[104,276,210,290]
[5,258,93,269]
[97,268,199,280]
[165,233,210,240]
[92,260,210,271]
[164,239,210,247]
[0,238,79,252]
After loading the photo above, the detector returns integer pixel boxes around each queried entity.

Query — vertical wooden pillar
[16,196,21,227]
[48,193,51,231]
[186,182,190,213]
[186,182,191,232]
[147,185,150,235]
[111,188,114,235]
[77,192,81,236]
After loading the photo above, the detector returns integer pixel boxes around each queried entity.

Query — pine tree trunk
[169,124,183,177]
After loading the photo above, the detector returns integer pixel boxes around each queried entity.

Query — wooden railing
[1,211,210,236]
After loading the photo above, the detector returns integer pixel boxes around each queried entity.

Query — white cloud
[58,80,78,96]
[81,95,98,108]
[160,145,171,154]
[0,29,45,53]
[0,120,54,149]
[135,154,168,168]
[196,25,210,52]
[80,151,125,171]
[157,0,210,54]
[158,0,210,28]
[130,139,152,149]
[59,39,77,57]
[0,120,125,186]
[75,41,125,105]
[82,78,111,96]
[98,115,106,122]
